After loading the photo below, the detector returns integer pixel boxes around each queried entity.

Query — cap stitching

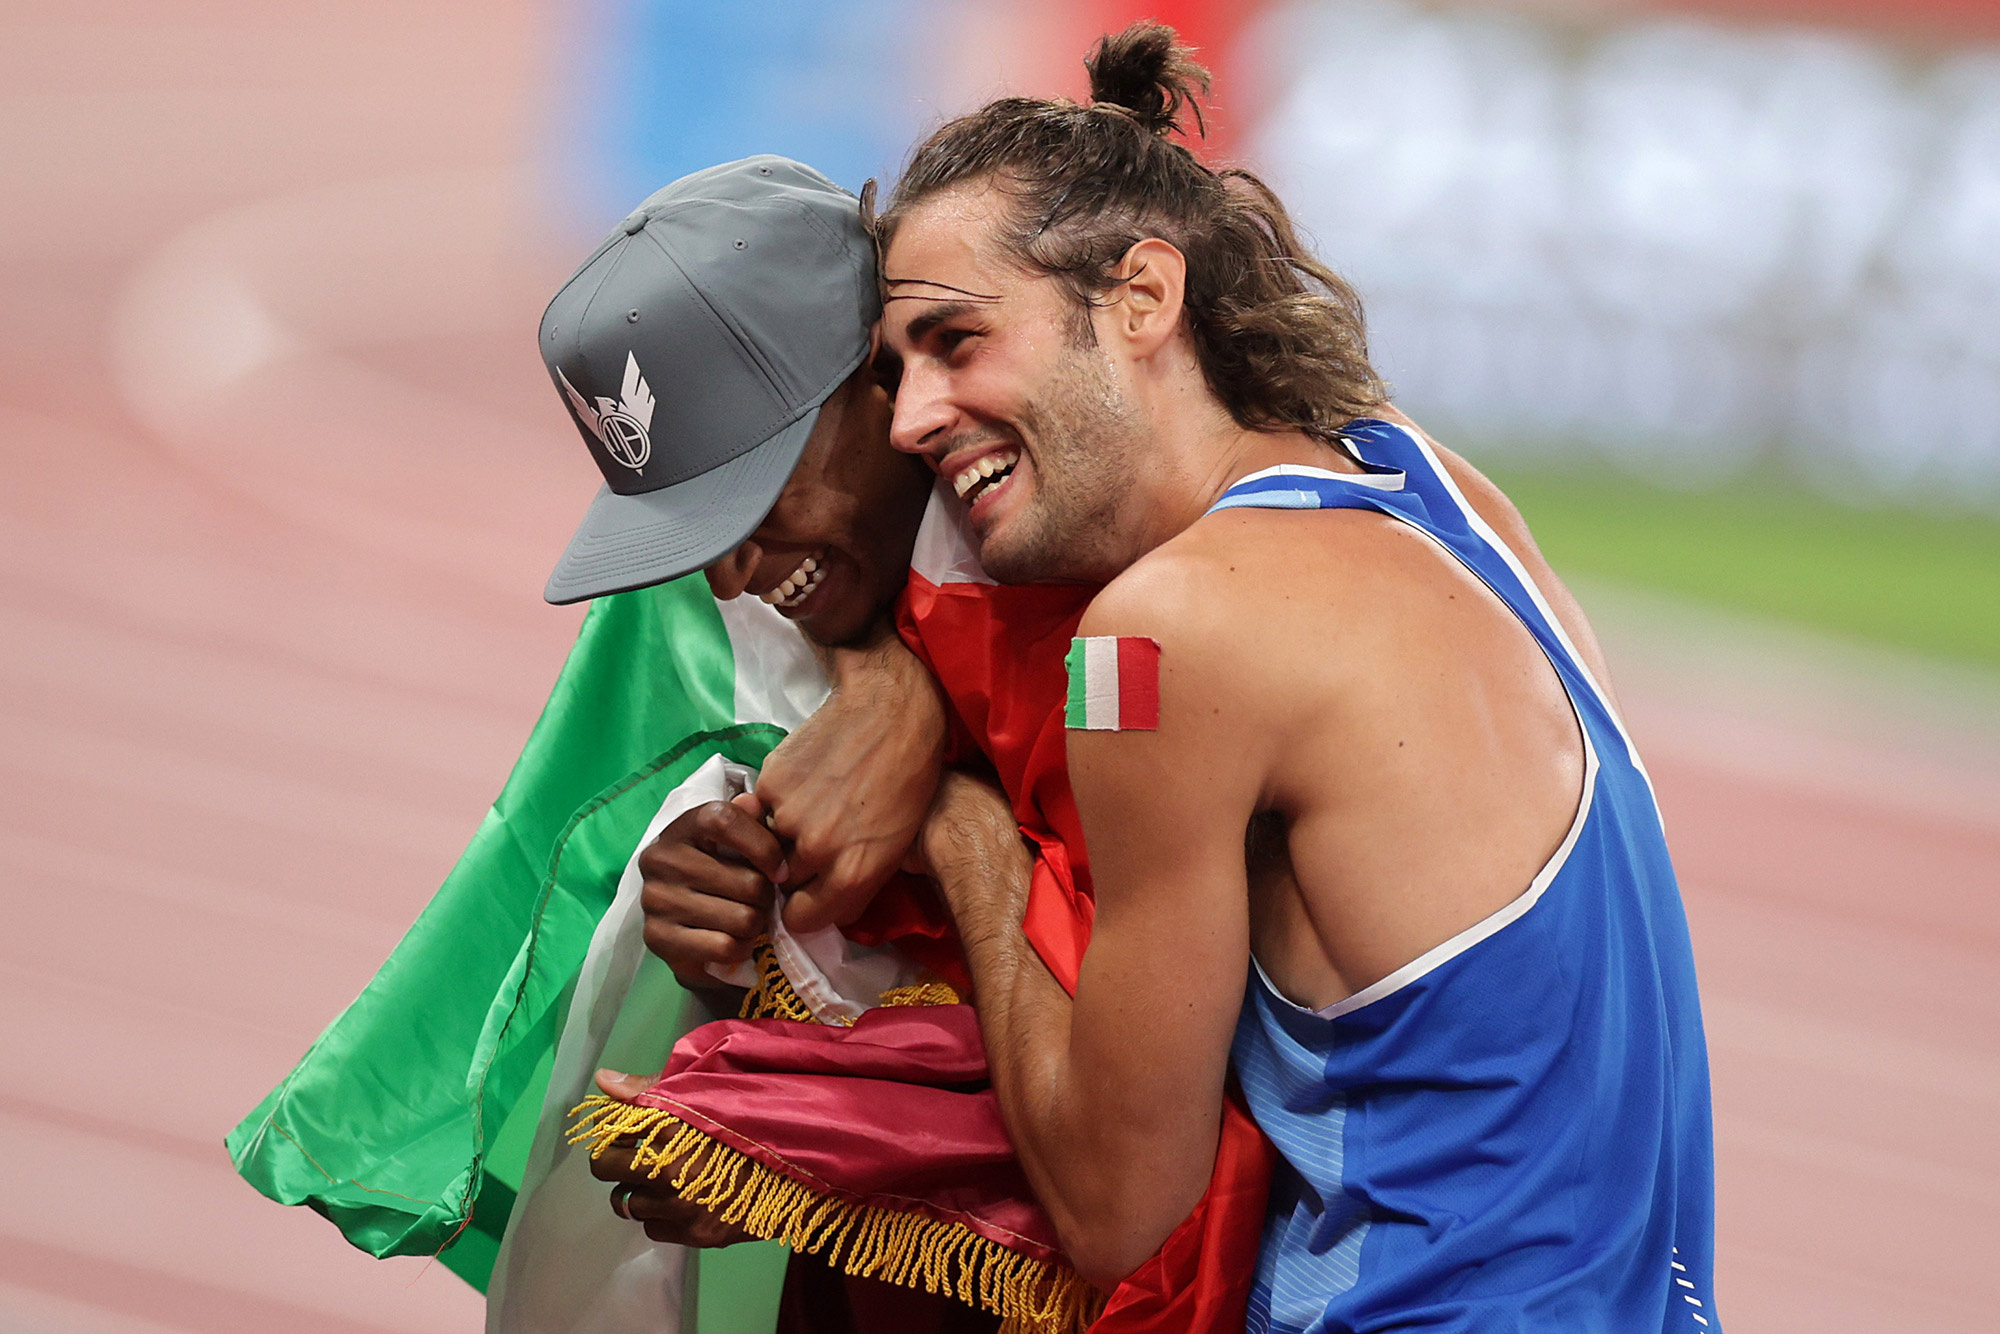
[632,248,797,488]
[642,226,794,406]
[548,340,868,599]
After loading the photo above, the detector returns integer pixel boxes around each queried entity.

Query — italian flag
[1065,636,1161,731]
[227,575,825,1332]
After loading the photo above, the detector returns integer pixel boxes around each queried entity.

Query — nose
[888,361,954,459]
[704,539,762,600]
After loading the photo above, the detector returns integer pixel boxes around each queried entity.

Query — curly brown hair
[875,21,1385,446]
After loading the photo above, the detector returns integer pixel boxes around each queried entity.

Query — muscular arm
[755,617,949,932]
[925,565,1263,1288]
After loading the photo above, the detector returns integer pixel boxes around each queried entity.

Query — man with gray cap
[540,154,944,944]
[492,155,981,1334]
[542,155,914,631]
[513,149,1273,1334]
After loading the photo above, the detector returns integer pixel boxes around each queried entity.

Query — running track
[3,4,1995,1329]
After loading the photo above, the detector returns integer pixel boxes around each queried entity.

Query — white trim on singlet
[1227,438,1620,1021]
[1229,461,1408,492]
[1256,730,1599,1021]
[1388,424,1658,797]
[1233,431,1659,802]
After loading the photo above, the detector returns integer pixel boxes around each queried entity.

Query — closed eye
[936,328,978,361]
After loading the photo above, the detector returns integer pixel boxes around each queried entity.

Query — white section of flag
[1078,635,1121,731]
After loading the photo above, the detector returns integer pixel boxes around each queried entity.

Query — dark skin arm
[638,619,947,989]
[638,792,787,991]
[620,620,951,1238]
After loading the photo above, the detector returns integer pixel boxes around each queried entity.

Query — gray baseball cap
[540,156,879,604]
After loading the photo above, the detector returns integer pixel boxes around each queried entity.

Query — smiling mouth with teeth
[758,551,826,610]
[952,449,1021,506]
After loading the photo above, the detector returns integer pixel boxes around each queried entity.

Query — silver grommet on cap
[627,309,641,323]
[733,238,747,250]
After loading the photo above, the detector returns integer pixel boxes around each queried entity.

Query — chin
[796,593,880,649]
[974,534,1059,586]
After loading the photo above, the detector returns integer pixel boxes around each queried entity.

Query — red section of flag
[1116,636,1161,730]
[898,570,1272,1333]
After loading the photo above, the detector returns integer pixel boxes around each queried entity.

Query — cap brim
[544,407,819,604]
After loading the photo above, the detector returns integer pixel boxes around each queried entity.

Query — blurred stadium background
[3,1,1996,1331]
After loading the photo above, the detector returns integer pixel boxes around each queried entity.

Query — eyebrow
[891,300,988,347]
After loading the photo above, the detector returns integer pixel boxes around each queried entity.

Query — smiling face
[702,362,934,646]
[878,185,1150,585]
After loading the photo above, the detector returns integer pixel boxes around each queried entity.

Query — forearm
[757,615,949,929]
[817,615,943,716]
[932,818,1203,1287]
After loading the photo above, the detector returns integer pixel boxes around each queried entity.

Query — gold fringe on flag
[876,977,964,1008]
[671,937,1080,1325]
[735,938,816,1023]
[567,1096,1101,1334]
[734,936,966,1022]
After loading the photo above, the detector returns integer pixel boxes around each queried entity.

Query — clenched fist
[638,791,789,990]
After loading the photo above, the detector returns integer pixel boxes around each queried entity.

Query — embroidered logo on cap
[559,351,657,471]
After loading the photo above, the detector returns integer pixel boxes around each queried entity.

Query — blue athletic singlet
[1214,420,1719,1333]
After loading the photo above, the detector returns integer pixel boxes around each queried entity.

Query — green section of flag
[1063,638,1088,729]
[226,575,780,1299]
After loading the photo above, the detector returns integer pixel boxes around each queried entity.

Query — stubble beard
[978,347,1145,586]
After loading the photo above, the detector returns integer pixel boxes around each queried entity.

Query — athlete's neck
[1121,425,1366,566]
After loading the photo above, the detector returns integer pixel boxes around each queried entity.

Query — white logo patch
[559,351,657,471]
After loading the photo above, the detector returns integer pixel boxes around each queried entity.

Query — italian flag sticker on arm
[1065,635,1161,731]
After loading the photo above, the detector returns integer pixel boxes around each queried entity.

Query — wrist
[926,815,1031,929]
[825,630,948,762]
[822,618,910,690]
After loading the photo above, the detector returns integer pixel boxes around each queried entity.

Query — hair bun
[1085,20,1211,139]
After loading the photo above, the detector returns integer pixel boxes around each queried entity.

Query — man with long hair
[872,22,1719,1332]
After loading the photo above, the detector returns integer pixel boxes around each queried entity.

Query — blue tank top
[1214,420,1719,1333]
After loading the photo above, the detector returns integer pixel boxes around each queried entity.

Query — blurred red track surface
[2,3,1994,1331]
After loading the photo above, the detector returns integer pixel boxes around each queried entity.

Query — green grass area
[1487,464,2000,673]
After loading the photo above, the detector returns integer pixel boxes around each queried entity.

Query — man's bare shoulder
[1081,506,1355,642]
[1089,494,1455,626]
[1076,500,1428,724]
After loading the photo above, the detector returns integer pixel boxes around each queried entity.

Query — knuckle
[642,921,684,965]
[728,870,774,910]
[792,828,833,864]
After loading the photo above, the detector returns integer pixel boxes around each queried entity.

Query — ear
[1102,238,1187,360]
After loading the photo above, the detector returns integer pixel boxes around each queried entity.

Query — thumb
[594,1069,654,1103]
[780,882,836,936]
[730,790,765,821]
